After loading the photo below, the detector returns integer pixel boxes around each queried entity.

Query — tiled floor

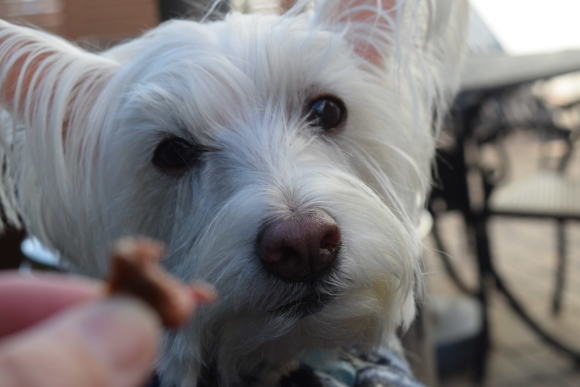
[424,133,580,386]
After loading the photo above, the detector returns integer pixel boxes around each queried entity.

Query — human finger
[0,272,102,337]
[0,297,161,387]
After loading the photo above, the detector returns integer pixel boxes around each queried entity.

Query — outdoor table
[462,50,580,93]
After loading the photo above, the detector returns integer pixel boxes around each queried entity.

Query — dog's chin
[269,292,334,318]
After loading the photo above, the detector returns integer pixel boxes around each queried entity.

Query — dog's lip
[268,292,333,317]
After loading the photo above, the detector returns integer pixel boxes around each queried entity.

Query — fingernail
[77,298,161,386]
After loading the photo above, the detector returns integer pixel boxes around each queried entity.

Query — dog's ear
[313,0,397,66]
[0,20,117,230]
[0,20,116,132]
[314,0,468,75]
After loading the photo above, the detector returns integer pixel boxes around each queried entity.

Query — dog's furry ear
[0,20,116,133]
[0,20,117,230]
[313,0,469,81]
[313,0,398,66]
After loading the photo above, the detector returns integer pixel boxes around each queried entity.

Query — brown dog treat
[106,237,216,328]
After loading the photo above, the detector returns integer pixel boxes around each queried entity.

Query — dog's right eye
[152,137,202,174]
[305,95,347,133]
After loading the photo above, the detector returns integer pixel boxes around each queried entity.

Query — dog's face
[0,0,467,384]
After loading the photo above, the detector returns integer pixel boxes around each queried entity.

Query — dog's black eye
[152,137,202,174]
[306,96,347,132]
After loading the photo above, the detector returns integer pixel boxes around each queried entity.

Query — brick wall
[0,0,159,44]
[63,0,158,43]
[0,0,65,34]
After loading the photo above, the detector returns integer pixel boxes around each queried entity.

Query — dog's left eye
[306,96,347,132]
[152,136,203,174]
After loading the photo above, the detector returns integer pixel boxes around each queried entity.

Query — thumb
[0,297,161,387]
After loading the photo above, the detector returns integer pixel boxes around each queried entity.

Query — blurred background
[1,1,580,386]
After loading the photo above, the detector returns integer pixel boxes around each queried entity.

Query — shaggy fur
[0,1,468,385]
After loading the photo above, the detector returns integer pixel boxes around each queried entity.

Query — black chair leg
[470,213,493,385]
[552,219,567,316]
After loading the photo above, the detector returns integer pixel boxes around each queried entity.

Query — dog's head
[0,0,467,384]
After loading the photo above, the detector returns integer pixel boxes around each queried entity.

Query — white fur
[0,1,468,385]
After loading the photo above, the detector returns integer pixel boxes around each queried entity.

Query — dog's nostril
[321,227,341,250]
[257,210,341,282]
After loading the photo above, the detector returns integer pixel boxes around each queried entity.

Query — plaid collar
[147,345,422,387]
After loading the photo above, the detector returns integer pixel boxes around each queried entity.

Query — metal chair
[490,171,580,315]
[477,88,580,315]
[428,86,580,382]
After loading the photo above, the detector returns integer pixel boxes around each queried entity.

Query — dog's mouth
[268,292,334,318]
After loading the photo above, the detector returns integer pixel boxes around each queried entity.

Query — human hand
[0,272,161,387]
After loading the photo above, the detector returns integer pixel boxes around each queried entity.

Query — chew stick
[105,237,216,328]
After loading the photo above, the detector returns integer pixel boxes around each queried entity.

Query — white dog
[0,0,468,385]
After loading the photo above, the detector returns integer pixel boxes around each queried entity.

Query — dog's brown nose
[257,210,341,282]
